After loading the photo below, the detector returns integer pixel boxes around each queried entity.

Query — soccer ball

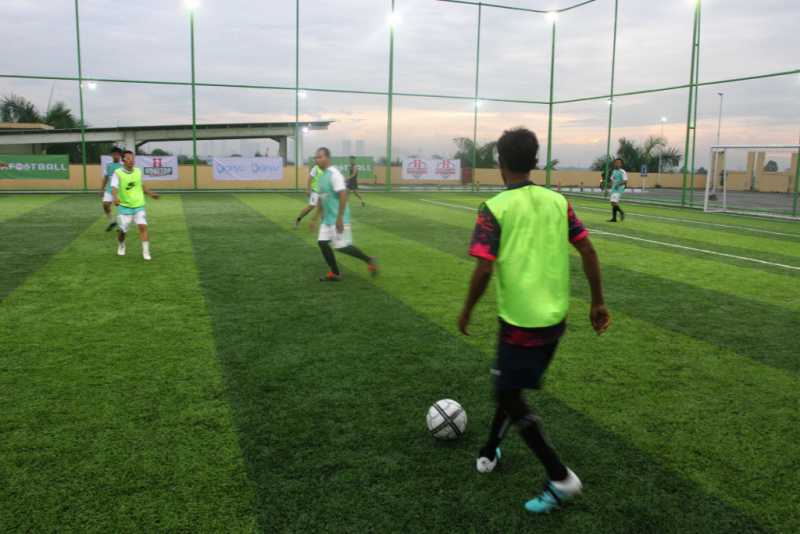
[426,399,467,440]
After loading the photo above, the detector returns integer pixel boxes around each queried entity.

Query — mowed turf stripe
[239,193,773,533]
[372,193,800,311]
[417,197,800,274]
[348,196,800,377]
[0,194,64,222]
[0,196,258,532]
[0,195,100,301]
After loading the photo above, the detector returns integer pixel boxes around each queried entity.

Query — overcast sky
[2,0,798,168]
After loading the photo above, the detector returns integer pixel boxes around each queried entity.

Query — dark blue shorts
[492,340,559,391]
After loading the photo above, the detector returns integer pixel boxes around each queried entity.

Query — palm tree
[1,94,104,162]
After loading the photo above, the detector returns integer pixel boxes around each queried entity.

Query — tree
[0,93,111,163]
[452,137,497,169]
[150,148,172,156]
[592,136,682,174]
[764,160,779,172]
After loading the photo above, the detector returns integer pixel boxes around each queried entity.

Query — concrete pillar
[123,131,136,152]
[278,136,288,162]
[753,151,765,191]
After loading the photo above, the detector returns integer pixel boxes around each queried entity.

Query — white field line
[569,204,800,238]
[420,199,800,272]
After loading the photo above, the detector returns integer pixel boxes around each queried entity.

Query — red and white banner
[402,158,461,181]
[101,155,180,181]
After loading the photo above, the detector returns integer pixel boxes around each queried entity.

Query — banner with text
[0,155,69,179]
[212,157,284,181]
[401,158,461,181]
[101,155,180,181]
[306,157,375,179]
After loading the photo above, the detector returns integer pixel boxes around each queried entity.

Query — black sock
[480,404,511,460]
[498,389,567,482]
[318,241,340,275]
[618,205,625,219]
[611,205,618,220]
[338,245,372,264]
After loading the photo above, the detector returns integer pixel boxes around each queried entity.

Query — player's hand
[458,309,471,336]
[113,199,120,206]
[590,304,610,335]
[335,217,344,234]
[151,192,160,200]
[308,219,318,233]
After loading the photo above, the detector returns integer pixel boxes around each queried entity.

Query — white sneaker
[143,251,152,261]
[117,243,126,256]
[476,448,501,473]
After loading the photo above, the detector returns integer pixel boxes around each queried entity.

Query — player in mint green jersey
[459,128,609,514]
[294,164,323,229]
[309,147,378,281]
[608,158,628,222]
[101,147,123,231]
[111,150,160,261]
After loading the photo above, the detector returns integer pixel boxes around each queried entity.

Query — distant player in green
[347,156,366,207]
[111,150,160,261]
[294,164,324,228]
[459,128,610,514]
[101,147,123,231]
[309,147,378,281]
[608,157,628,222]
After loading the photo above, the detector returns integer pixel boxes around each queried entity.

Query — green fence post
[681,1,700,206]
[189,10,198,190]
[688,0,702,207]
[793,148,800,217]
[73,0,88,191]
[385,0,396,192]
[471,3,482,192]
[545,15,556,187]
[295,0,300,191]
[603,0,619,192]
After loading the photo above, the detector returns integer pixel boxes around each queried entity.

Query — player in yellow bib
[110,150,160,261]
[458,128,610,514]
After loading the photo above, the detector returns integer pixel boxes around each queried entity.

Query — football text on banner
[101,155,180,181]
[212,157,284,181]
[0,155,70,179]
[307,156,375,179]
[402,158,461,181]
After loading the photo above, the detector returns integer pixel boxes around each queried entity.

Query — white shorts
[308,192,320,206]
[118,209,147,233]
[102,191,114,203]
[610,192,622,203]
[318,223,353,249]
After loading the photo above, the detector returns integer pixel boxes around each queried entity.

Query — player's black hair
[122,150,134,157]
[613,157,624,166]
[497,127,539,173]
[111,146,122,154]
[317,147,331,158]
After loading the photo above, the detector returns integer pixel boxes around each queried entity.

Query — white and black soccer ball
[426,399,467,440]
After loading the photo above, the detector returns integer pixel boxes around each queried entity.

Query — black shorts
[492,339,559,391]
[347,178,359,190]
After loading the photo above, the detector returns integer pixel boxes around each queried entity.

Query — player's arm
[459,258,493,336]
[459,203,499,335]
[573,238,609,335]
[110,174,120,205]
[143,184,160,199]
[306,173,313,195]
[336,189,347,232]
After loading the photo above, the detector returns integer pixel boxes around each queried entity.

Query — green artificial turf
[1,191,798,533]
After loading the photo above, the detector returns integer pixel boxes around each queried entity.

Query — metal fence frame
[1,0,798,213]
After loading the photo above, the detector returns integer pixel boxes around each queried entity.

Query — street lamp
[184,0,199,9]
[545,12,559,24]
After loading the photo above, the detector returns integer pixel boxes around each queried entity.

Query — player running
[608,157,628,222]
[294,163,324,228]
[458,128,610,514]
[110,150,159,261]
[309,147,378,281]
[101,147,123,231]
[347,155,366,207]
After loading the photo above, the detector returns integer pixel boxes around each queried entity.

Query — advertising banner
[212,157,284,181]
[101,155,180,181]
[401,158,461,181]
[0,155,69,179]
[307,156,375,179]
